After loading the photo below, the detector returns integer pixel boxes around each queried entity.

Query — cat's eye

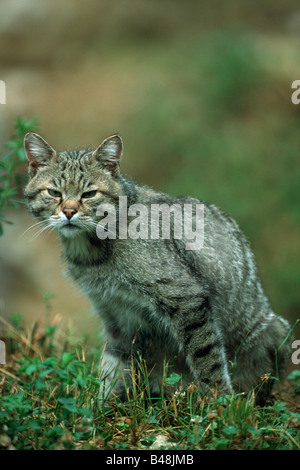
[82,190,97,199]
[48,188,62,198]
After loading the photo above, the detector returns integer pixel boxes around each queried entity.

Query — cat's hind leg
[231,313,291,403]
[170,299,233,397]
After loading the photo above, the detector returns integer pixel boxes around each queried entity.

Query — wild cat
[24,132,291,404]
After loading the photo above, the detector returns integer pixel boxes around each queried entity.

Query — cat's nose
[63,207,77,220]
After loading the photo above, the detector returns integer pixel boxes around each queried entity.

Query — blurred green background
[0,0,299,342]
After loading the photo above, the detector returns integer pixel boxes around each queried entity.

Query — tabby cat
[24,132,291,404]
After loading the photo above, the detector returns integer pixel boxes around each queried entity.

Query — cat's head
[24,132,123,239]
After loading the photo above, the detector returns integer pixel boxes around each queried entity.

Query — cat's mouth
[57,221,83,236]
[52,214,95,238]
[63,224,80,229]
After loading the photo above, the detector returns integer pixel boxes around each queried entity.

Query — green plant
[0,116,38,235]
[287,370,300,395]
[1,314,300,450]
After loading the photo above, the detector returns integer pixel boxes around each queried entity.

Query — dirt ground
[272,379,300,413]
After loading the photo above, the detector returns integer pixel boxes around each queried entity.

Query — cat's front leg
[98,349,131,406]
[170,299,232,397]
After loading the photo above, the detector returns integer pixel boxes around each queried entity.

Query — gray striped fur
[24,132,291,404]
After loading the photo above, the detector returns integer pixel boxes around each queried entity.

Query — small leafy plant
[1,313,299,450]
[0,116,38,235]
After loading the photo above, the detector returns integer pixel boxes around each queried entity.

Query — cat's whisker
[43,225,57,239]
[29,222,55,241]
[19,220,49,240]
[13,199,27,206]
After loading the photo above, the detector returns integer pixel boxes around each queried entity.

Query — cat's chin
[57,224,84,238]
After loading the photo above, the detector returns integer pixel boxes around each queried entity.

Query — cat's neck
[60,232,112,266]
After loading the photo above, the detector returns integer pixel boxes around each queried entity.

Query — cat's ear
[91,135,123,177]
[24,132,57,177]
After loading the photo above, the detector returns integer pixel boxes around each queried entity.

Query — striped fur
[24,132,292,404]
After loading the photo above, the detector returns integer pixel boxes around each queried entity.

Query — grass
[0,312,300,450]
